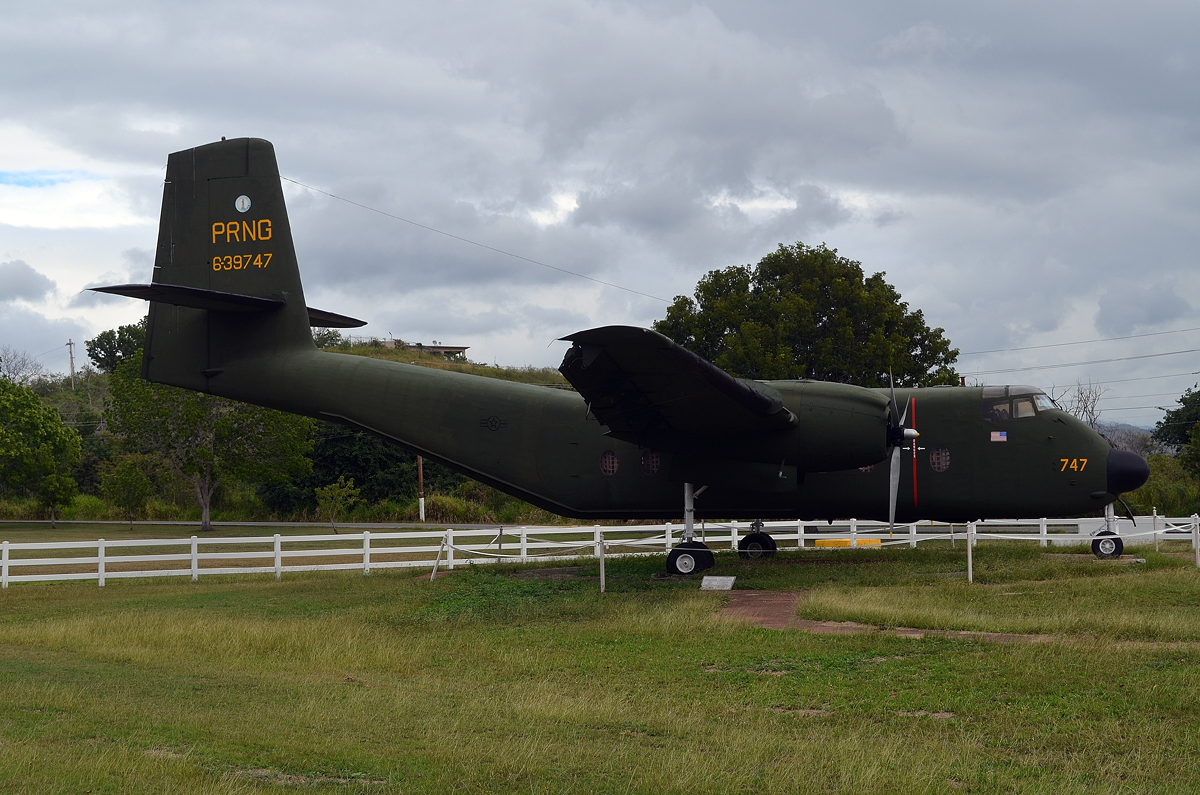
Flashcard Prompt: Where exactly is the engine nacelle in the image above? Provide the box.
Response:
[778,381,890,472]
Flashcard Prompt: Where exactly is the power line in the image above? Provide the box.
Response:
[31,343,66,359]
[1099,390,1192,402]
[280,176,671,304]
[960,325,1200,356]
[1086,371,1200,387]
[966,348,1200,376]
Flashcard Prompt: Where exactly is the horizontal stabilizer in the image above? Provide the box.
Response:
[305,307,367,329]
[90,284,366,328]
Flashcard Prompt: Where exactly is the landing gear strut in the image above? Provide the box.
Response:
[738,519,777,559]
[666,482,714,575]
[1092,504,1124,559]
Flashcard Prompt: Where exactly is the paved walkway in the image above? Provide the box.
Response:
[720,591,1052,644]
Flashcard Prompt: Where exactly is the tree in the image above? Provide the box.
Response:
[0,379,81,499]
[314,475,360,533]
[86,318,147,374]
[257,423,465,514]
[0,345,47,386]
[1051,381,1108,430]
[653,242,958,386]
[101,458,154,529]
[1097,422,1160,458]
[36,473,76,528]
[1124,453,1200,517]
[1153,385,1200,448]
[106,352,314,531]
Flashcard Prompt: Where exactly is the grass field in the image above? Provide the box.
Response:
[2,541,1200,793]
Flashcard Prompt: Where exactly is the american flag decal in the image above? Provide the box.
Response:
[991,431,1007,442]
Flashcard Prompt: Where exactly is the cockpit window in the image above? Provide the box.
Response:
[983,385,1055,420]
[1012,397,1036,418]
[983,399,1011,422]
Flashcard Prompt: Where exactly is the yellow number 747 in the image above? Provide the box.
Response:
[1060,458,1087,472]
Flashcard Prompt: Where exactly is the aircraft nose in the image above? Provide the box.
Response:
[1107,448,1150,495]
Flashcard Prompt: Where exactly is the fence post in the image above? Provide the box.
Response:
[1039,518,1047,548]
[520,527,528,562]
[967,522,974,584]
[909,522,917,549]
[273,534,281,580]
[972,522,978,548]
[797,520,803,549]
[850,518,858,548]
[1193,515,1199,569]
[97,539,105,587]
[1153,508,1159,552]
[594,525,602,559]
[447,527,455,570]
[598,532,606,594]
[730,520,738,550]
[363,530,371,575]
[2,540,8,589]
[665,522,673,551]
[191,536,199,582]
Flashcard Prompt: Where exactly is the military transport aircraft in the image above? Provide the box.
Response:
[95,138,1150,575]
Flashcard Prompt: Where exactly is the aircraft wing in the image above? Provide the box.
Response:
[558,325,796,443]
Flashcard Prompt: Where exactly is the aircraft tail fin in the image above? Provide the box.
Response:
[135,137,351,391]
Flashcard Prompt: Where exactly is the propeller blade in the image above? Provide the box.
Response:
[888,445,901,531]
[888,371,900,428]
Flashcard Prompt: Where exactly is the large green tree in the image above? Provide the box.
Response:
[0,379,81,507]
[86,318,146,374]
[1153,385,1200,448]
[106,352,314,531]
[654,242,959,386]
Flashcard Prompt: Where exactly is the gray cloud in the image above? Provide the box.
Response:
[0,305,88,373]
[0,260,55,302]
[0,0,1199,425]
[1096,282,1192,336]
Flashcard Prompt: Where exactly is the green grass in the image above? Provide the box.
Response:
[1,544,1200,793]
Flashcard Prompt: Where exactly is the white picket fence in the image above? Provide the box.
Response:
[1,514,1197,588]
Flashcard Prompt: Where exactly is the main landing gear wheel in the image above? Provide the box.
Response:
[1092,531,1123,560]
[738,532,777,559]
[666,541,714,575]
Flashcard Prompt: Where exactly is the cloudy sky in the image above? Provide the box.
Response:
[2,0,1198,427]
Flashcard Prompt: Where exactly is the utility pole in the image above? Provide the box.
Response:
[67,339,75,390]
[417,455,426,522]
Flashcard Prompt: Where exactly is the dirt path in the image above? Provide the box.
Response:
[721,591,1052,644]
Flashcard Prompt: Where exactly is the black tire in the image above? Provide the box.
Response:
[738,532,777,559]
[1092,531,1123,559]
[667,541,714,575]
